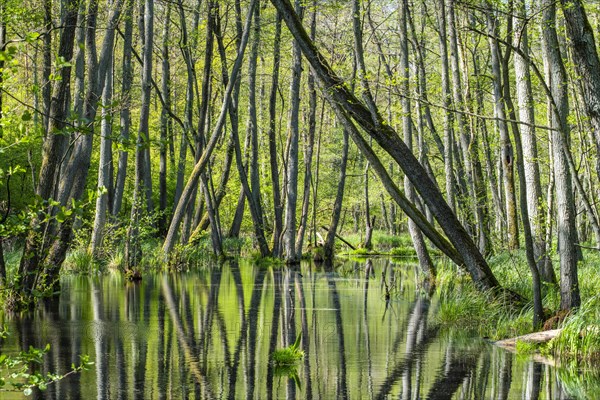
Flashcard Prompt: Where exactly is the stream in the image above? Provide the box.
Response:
[0,258,593,399]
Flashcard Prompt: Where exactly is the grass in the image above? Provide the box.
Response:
[550,295,600,365]
[63,248,97,273]
[270,333,304,366]
[435,264,540,340]
[433,247,600,369]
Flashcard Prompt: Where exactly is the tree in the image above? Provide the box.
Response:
[541,0,580,310]
[270,0,500,291]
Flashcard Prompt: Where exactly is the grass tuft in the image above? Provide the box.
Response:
[270,333,304,366]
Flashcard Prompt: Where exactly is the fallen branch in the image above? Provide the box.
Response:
[494,329,562,349]
[320,226,356,250]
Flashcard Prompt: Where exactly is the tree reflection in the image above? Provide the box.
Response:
[2,259,592,399]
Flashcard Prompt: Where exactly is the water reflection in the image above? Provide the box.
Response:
[0,258,588,399]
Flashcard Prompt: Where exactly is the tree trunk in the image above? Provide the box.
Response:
[139,0,154,213]
[112,0,134,216]
[17,0,79,298]
[283,0,304,263]
[514,0,555,284]
[42,0,52,132]
[485,5,519,249]
[268,13,284,257]
[159,4,172,234]
[437,0,456,213]
[323,129,349,264]
[559,0,600,182]
[401,0,435,280]
[542,1,580,310]
[447,0,479,238]
[363,162,373,250]
[295,8,317,257]
[90,60,114,257]
[0,6,6,137]
[246,3,268,256]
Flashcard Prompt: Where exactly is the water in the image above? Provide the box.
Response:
[0,258,591,399]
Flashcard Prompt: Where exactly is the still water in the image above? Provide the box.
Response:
[0,258,592,399]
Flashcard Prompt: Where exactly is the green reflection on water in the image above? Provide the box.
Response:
[0,258,593,399]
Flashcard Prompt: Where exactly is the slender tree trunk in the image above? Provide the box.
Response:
[283,0,304,263]
[247,3,268,255]
[295,8,317,257]
[176,0,201,245]
[159,4,172,234]
[400,0,435,280]
[139,0,154,213]
[363,162,374,250]
[323,129,349,264]
[113,0,134,216]
[268,13,283,257]
[90,61,114,257]
[437,0,456,212]
[447,0,478,237]
[542,1,580,310]
[0,7,6,137]
[42,0,52,132]
[486,5,519,249]
[514,0,555,283]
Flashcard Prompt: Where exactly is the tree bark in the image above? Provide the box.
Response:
[283,0,304,263]
[542,1,580,310]
[436,0,456,213]
[295,8,318,257]
[138,0,154,213]
[485,5,519,249]
[17,0,79,297]
[323,128,349,264]
[268,13,283,257]
[559,0,600,182]
[401,0,435,280]
[514,0,555,283]
[90,59,114,257]
[159,3,172,234]
[112,0,134,216]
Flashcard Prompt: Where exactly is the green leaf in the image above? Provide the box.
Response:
[21,110,32,122]
[25,32,41,43]
[23,388,32,396]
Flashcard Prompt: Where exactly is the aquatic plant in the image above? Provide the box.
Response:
[270,333,304,366]
[0,328,93,396]
[63,248,95,273]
